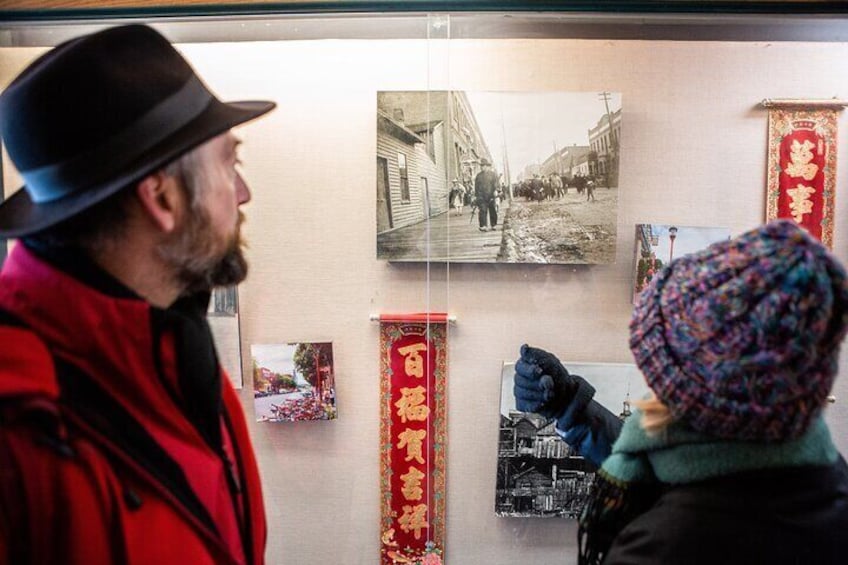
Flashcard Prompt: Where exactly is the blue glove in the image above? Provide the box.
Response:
[514,344,622,466]
[514,344,592,420]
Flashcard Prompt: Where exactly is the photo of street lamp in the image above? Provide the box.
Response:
[668,226,678,263]
[632,224,731,304]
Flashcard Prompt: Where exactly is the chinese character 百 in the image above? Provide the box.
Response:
[397,343,428,378]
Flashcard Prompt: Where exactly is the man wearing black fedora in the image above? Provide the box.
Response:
[0,25,275,564]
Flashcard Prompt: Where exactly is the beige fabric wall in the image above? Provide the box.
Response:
[3,35,848,564]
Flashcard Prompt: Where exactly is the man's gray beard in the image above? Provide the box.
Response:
[159,210,249,295]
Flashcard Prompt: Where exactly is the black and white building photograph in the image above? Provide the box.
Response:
[376,91,622,263]
[496,361,649,518]
[207,285,243,389]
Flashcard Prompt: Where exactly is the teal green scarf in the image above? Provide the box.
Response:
[577,412,838,565]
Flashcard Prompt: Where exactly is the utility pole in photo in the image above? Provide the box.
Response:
[598,91,618,188]
[500,106,512,202]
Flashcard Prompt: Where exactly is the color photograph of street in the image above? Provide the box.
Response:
[252,342,337,423]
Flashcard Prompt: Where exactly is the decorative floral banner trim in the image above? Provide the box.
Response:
[766,108,839,248]
[380,315,447,565]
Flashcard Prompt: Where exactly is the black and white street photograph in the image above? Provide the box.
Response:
[496,360,648,518]
[376,91,621,263]
[208,285,243,388]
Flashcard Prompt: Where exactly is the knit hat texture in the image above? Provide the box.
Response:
[630,220,848,442]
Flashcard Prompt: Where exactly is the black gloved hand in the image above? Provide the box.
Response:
[513,344,581,420]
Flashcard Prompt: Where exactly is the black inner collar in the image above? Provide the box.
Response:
[22,238,139,300]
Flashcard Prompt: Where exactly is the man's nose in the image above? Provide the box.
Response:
[236,172,251,205]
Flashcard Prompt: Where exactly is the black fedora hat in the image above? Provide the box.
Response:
[0,24,275,238]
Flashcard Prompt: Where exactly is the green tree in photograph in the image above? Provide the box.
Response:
[293,343,333,388]
[636,253,663,292]
[270,373,296,392]
[253,360,267,393]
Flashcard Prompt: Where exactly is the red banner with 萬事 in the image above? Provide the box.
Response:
[380,316,446,565]
[766,108,838,247]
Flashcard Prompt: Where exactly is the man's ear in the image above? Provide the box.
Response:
[134,171,183,233]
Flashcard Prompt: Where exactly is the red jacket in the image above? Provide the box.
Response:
[0,244,266,565]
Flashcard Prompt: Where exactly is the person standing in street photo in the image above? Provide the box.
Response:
[0,24,275,564]
[450,178,465,216]
[474,158,500,232]
[586,177,596,202]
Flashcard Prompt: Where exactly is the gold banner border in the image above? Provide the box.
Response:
[765,107,838,248]
[379,321,447,563]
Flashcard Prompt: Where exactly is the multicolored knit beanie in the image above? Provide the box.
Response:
[630,219,848,442]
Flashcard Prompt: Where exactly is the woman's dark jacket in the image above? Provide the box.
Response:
[561,379,848,565]
[604,457,848,564]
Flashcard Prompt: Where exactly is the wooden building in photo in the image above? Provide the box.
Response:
[377,91,491,234]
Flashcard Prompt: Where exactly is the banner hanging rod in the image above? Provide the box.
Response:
[761,98,848,109]
[370,313,456,324]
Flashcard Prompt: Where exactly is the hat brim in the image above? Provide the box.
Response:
[0,97,275,238]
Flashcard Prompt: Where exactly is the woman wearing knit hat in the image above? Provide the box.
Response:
[514,219,848,565]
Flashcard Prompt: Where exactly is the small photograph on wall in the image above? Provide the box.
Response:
[252,342,337,422]
[377,91,621,264]
[207,285,243,389]
[496,360,649,518]
[632,224,731,303]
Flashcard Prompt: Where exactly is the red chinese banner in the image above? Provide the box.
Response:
[766,108,839,247]
[380,314,447,565]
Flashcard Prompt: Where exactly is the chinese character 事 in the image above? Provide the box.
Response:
[787,183,816,223]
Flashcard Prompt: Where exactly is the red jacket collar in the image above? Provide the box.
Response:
[0,324,57,399]
[0,243,201,440]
